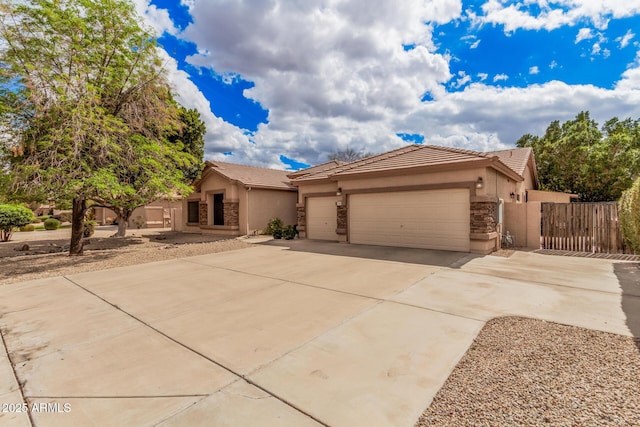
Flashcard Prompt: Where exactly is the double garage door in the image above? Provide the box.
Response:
[349,189,470,252]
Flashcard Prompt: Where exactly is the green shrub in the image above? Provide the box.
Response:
[264,218,284,236]
[282,225,296,240]
[20,224,35,232]
[620,177,640,253]
[0,204,34,241]
[43,218,61,230]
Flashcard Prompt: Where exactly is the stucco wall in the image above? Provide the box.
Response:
[245,188,297,234]
[527,189,576,203]
[503,200,542,249]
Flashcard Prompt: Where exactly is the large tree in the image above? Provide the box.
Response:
[516,111,640,201]
[0,0,197,253]
[92,106,206,238]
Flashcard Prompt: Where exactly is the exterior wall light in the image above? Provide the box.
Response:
[476,177,484,189]
[510,192,516,199]
[336,187,342,196]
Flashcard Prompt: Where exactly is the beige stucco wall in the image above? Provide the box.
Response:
[527,189,576,203]
[503,200,542,249]
[485,168,520,203]
[242,187,297,234]
[338,168,481,193]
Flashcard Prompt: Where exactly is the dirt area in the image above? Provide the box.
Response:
[0,227,253,285]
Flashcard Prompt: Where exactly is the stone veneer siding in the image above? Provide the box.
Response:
[470,201,497,234]
[297,206,306,228]
[199,202,208,226]
[223,201,240,227]
[336,205,347,234]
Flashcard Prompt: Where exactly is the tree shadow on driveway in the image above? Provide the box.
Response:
[613,263,640,350]
[260,238,482,268]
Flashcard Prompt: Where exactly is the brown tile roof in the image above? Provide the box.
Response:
[203,161,295,190]
[292,145,500,181]
[486,147,533,177]
[286,160,346,179]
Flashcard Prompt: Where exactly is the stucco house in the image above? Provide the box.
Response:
[290,144,569,254]
[181,161,297,236]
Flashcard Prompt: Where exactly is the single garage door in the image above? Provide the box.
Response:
[306,197,338,241]
[349,189,470,251]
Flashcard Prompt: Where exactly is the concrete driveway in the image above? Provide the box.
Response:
[0,241,635,426]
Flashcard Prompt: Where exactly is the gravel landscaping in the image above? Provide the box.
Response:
[0,228,253,285]
[417,317,640,427]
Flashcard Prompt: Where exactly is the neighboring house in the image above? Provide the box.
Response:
[290,144,570,254]
[93,199,181,229]
[181,161,297,236]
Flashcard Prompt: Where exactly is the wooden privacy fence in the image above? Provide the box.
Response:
[541,202,629,254]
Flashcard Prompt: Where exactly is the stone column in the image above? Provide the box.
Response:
[336,205,347,235]
[198,202,208,226]
[470,201,497,234]
[223,201,240,227]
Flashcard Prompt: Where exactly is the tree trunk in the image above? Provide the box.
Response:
[112,208,131,238]
[69,197,87,256]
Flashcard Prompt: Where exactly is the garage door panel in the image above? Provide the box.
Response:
[349,189,470,251]
[306,197,337,241]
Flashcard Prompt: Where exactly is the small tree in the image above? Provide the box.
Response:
[620,177,640,253]
[0,204,33,241]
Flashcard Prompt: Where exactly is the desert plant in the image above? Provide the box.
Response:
[0,204,34,241]
[264,218,284,236]
[43,218,61,230]
[620,177,640,253]
[20,224,35,232]
[282,225,296,240]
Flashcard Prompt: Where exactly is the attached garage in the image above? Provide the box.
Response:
[306,196,338,241]
[349,189,470,252]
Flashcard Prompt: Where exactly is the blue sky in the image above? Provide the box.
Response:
[136,0,640,169]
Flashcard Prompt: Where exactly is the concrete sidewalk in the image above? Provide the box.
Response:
[0,244,634,426]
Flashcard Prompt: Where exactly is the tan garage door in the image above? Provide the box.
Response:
[349,189,470,251]
[306,197,337,241]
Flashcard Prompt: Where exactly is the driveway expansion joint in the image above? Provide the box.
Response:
[0,318,34,427]
[183,259,486,323]
[61,276,331,427]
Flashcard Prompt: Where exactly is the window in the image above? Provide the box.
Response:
[187,201,199,223]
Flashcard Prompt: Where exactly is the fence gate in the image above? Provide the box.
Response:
[541,202,627,253]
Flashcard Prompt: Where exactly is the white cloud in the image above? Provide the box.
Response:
[133,0,179,36]
[131,0,640,168]
[478,0,640,32]
[549,60,558,69]
[616,30,635,48]
[529,66,539,74]
[452,71,472,88]
[576,28,594,43]
[470,39,481,49]
[176,0,460,166]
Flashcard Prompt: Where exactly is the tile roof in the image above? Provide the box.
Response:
[486,147,533,177]
[292,145,499,181]
[286,160,346,179]
[204,161,295,190]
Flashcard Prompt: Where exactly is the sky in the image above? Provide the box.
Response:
[133,0,640,170]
